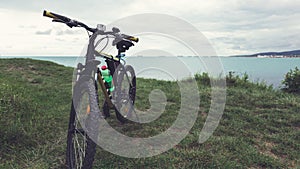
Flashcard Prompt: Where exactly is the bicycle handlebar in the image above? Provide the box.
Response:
[43,10,139,43]
[43,10,71,22]
[43,10,97,32]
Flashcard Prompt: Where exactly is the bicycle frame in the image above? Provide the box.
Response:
[96,68,114,108]
[77,31,133,112]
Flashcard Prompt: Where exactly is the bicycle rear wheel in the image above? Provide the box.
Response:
[66,80,100,169]
[114,65,136,123]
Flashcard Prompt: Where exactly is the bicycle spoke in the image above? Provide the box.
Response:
[71,115,87,169]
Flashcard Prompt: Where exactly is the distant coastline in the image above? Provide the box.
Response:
[231,49,300,58]
[256,55,300,58]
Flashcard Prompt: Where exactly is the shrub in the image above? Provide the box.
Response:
[195,72,210,86]
[226,71,249,87]
[282,67,300,94]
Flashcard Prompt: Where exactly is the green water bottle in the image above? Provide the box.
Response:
[101,65,114,92]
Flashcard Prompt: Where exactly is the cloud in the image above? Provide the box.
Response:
[55,29,82,35]
[35,29,52,35]
[1,0,300,56]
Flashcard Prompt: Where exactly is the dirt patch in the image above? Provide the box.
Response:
[7,65,24,72]
[259,141,280,160]
[200,112,208,118]
[28,65,36,70]
[254,137,282,162]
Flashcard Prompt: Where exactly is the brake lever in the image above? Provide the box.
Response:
[52,18,65,23]
[66,22,77,28]
[52,19,77,28]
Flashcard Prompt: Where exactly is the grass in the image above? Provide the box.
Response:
[0,58,299,168]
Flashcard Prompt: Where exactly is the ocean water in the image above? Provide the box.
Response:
[2,56,300,88]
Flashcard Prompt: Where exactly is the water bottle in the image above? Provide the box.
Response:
[101,65,114,92]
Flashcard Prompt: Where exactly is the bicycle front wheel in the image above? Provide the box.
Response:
[114,65,136,123]
[66,80,100,169]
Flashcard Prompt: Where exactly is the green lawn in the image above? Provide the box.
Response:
[0,58,299,168]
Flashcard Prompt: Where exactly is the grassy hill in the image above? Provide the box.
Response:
[0,58,299,168]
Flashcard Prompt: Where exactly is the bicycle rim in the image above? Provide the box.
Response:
[115,65,136,123]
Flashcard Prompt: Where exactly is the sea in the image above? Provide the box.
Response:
[1,56,300,88]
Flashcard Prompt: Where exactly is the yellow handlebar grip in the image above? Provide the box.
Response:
[129,37,139,43]
[43,10,56,19]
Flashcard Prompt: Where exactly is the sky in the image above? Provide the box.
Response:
[0,0,300,56]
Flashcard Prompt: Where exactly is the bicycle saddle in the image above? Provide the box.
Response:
[116,40,134,53]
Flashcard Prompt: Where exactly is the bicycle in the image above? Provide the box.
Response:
[43,10,139,169]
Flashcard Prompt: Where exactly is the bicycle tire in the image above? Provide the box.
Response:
[66,80,100,169]
[114,65,136,123]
